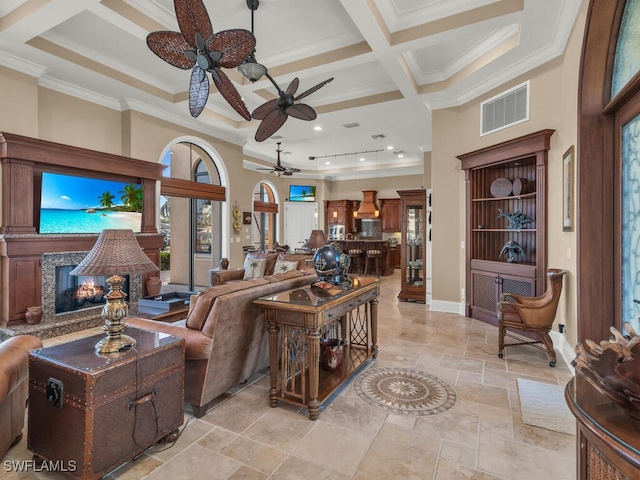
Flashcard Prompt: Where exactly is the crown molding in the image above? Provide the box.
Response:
[0,48,47,77]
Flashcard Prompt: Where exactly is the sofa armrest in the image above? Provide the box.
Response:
[210,269,245,286]
[126,317,213,360]
[0,335,42,400]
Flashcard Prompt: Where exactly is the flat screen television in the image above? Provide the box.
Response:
[289,185,316,202]
[39,172,143,233]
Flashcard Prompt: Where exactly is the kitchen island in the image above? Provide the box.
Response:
[332,240,395,276]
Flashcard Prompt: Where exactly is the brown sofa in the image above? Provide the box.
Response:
[210,252,313,286]
[127,269,317,417]
[0,335,43,458]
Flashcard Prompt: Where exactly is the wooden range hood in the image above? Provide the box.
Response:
[355,190,379,219]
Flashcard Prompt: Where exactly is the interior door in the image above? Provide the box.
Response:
[284,202,318,249]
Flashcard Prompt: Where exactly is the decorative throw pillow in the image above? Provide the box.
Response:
[243,257,267,280]
[273,259,298,274]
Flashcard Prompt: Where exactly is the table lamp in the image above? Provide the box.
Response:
[70,229,159,354]
[302,230,327,251]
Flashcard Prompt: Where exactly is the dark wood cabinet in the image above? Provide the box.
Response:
[566,375,640,479]
[398,189,426,303]
[379,198,401,232]
[458,130,554,325]
[324,200,360,233]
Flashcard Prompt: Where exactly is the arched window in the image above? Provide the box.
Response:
[252,182,278,251]
[160,142,225,290]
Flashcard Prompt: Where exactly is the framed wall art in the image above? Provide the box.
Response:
[563,145,575,232]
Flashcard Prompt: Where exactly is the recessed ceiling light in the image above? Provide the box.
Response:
[397,154,404,158]
[314,125,322,131]
[359,157,365,162]
[386,145,393,150]
[325,161,331,165]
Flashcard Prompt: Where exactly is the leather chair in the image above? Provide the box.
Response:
[497,269,567,367]
[0,335,43,457]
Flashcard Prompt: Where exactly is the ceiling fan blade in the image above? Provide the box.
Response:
[288,167,301,173]
[256,167,275,171]
[283,171,293,176]
[189,66,209,117]
[295,77,334,101]
[147,31,195,69]
[174,0,214,49]
[210,29,256,68]
[251,99,278,120]
[285,77,300,96]
[255,109,288,142]
[286,103,317,121]
[211,69,251,120]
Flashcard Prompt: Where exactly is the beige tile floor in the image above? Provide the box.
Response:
[3,272,576,479]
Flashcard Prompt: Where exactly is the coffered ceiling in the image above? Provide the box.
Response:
[0,0,582,180]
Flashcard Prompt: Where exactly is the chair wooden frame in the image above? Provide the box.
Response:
[497,269,567,367]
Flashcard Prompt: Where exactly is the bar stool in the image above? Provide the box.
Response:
[347,241,365,276]
[364,249,383,276]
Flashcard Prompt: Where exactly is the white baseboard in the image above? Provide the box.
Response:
[430,300,464,315]
[549,330,576,373]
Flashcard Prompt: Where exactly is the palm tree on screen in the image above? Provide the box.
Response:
[98,191,115,209]
[119,184,143,212]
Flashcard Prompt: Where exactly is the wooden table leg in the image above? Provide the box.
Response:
[307,325,321,420]
[266,310,279,408]
[371,296,378,358]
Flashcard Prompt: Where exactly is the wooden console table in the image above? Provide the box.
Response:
[566,375,640,479]
[254,277,380,420]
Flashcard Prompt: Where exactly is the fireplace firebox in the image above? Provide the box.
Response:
[54,265,129,314]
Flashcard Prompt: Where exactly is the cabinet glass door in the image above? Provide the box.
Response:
[405,204,424,287]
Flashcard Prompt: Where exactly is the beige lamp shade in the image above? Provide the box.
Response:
[70,229,158,276]
[302,230,328,250]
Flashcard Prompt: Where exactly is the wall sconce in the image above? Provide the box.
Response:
[333,211,338,219]
[353,211,358,218]
[375,210,380,218]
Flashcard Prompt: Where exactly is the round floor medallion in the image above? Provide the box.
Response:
[353,367,458,416]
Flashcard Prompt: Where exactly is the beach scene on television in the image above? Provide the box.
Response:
[289,185,316,202]
[39,172,142,233]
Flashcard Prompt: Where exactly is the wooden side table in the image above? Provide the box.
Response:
[28,328,185,480]
[566,375,640,479]
[254,277,380,420]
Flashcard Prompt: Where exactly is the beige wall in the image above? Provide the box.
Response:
[431,0,586,348]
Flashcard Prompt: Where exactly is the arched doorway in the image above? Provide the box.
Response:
[159,140,228,291]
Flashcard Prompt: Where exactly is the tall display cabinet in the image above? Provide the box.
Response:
[458,129,554,326]
[398,189,426,303]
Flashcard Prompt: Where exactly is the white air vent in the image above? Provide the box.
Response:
[481,81,529,135]
[343,122,360,128]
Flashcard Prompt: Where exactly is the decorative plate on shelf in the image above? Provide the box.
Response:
[490,178,512,197]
